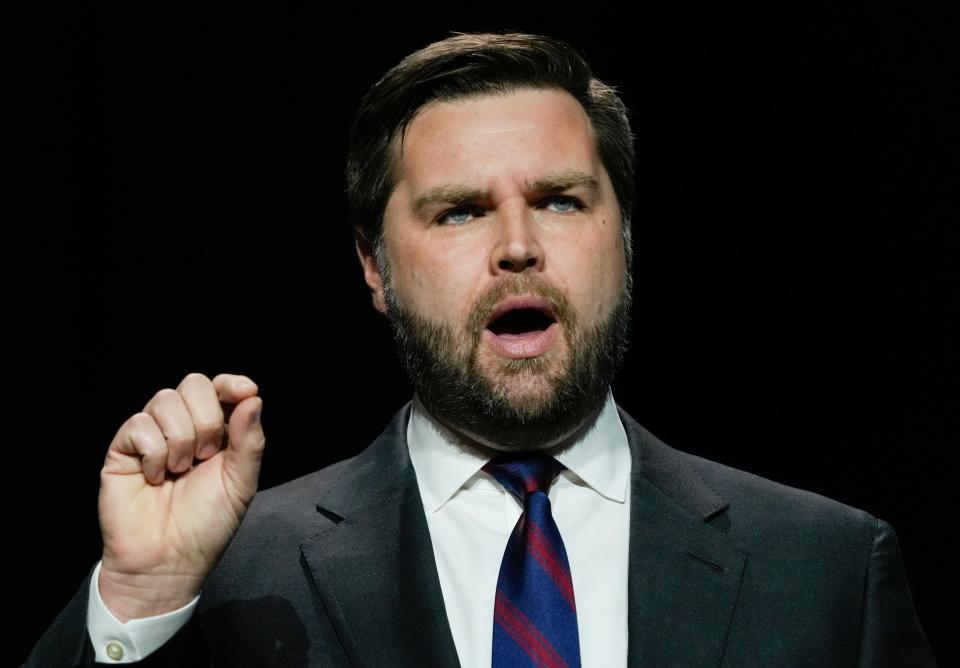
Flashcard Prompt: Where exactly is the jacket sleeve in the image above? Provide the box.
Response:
[857,518,937,667]
[21,566,210,668]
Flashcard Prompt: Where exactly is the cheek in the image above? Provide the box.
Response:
[561,230,626,321]
[398,250,479,320]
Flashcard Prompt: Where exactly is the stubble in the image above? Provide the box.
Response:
[379,253,633,452]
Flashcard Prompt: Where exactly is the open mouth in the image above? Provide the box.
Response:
[482,298,560,359]
[486,307,556,337]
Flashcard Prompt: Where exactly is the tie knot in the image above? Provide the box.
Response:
[483,454,565,501]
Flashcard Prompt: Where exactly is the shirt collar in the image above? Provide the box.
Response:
[407,388,631,513]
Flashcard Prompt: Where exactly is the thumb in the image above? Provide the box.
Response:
[222,396,265,504]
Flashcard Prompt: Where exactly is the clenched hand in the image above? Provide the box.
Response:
[97,372,265,622]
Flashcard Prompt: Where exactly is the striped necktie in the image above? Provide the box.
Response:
[483,455,581,668]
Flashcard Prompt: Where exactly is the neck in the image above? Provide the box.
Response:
[412,389,609,459]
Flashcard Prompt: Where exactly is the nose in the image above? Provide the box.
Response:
[490,203,545,274]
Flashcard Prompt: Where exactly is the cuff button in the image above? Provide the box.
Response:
[106,641,125,660]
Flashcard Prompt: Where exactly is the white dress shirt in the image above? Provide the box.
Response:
[407,389,631,668]
[86,559,199,662]
[86,389,632,665]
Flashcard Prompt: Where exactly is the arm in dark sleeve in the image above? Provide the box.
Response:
[21,566,210,668]
[857,518,937,667]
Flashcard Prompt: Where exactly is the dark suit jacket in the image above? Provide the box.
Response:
[24,401,935,667]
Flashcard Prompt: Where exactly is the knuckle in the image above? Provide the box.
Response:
[180,372,211,387]
[194,419,224,437]
[150,388,180,405]
[116,417,164,454]
[127,411,156,429]
[165,432,195,449]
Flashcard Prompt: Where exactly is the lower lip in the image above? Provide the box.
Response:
[482,322,559,359]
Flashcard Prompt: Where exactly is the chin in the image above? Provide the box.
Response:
[479,354,568,410]
[489,374,559,411]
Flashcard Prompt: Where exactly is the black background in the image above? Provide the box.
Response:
[11,5,955,664]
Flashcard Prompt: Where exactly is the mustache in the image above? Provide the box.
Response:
[465,273,575,340]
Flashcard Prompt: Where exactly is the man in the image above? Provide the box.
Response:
[24,32,934,667]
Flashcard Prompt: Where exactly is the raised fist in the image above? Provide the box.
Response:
[97,372,265,621]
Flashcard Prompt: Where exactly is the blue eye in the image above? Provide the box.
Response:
[544,195,583,213]
[435,196,584,225]
[436,206,481,226]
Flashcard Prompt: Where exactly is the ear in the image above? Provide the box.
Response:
[355,233,388,315]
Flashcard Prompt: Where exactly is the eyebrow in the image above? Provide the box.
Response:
[411,170,600,217]
[529,171,600,194]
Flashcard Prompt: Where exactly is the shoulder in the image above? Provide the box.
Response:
[689,448,875,526]
[670,444,881,558]
[618,406,881,553]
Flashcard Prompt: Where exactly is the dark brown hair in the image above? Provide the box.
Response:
[345,31,636,265]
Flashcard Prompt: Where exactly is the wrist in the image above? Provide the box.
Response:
[98,566,202,623]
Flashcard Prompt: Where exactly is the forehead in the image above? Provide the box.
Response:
[393,87,601,186]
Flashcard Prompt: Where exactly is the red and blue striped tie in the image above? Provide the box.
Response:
[484,455,581,668]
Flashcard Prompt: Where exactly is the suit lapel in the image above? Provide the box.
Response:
[299,403,461,667]
[618,406,746,667]
[298,400,745,667]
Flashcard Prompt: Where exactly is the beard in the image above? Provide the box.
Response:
[381,262,633,452]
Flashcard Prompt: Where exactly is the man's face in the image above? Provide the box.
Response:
[357,87,632,451]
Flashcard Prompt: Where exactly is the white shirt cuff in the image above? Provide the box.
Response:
[86,559,201,663]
